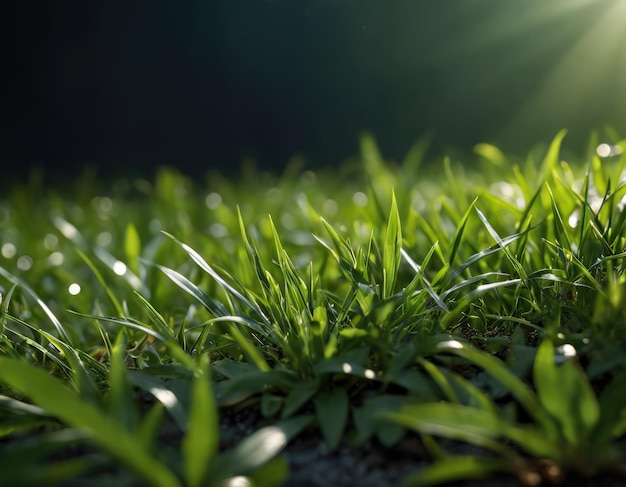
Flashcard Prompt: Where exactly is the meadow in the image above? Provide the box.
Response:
[1,130,626,486]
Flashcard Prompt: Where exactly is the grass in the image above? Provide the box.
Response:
[1,130,626,486]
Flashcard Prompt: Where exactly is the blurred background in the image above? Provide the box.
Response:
[3,0,626,182]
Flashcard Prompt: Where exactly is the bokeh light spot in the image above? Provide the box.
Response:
[323,199,338,215]
[1,243,17,259]
[44,233,59,250]
[113,260,127,275]
[17,255,33,271]
[48,252,64,266]
[353,192,368,207]
[596,143,623,158]
[205,192,222,209]
[96,232,112,247]
[209,223,228,238]
[68,283,81,295]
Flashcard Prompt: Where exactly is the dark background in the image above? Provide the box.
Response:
[3,0,626,181]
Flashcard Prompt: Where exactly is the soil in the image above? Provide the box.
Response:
[219,406,626,487]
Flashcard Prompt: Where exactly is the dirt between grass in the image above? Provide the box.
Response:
[219,406,626,487]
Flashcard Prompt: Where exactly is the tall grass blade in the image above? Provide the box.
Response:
[534,340,599,446]
[383,191,402,299]
[183,355,219,487]
[163,232,271,326]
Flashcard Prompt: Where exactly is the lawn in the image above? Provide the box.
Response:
[1,131,626,486]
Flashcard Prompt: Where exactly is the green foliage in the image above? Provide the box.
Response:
[384,338,626,484]
[1,131,626,484]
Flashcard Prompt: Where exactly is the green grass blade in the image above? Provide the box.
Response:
[448,228,529,282]
[594,369,626,442]
[383,402,508,453]
[75,248,125,317]
[71,311,196,370]
[125,222,141,275]
[153,262,229,317]
[0,357,181,487]
[400,456,510,487]
[163,232,271,325]
[448,197,478,267]
[546,184,572,252]
[2,311,99,402]
[0,267,73,344]
[106,333,136,431]
[383,191,402,299]
[128,371,188,431]
[539,129,567,180]
[475,207,527,279]
[183,355,219,487]
[435,340,557,435]
[534,340,600,447]
[314,388,349,451]
[219,415,314,479]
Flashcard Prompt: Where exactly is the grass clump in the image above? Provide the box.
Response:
[1,131,626,485]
